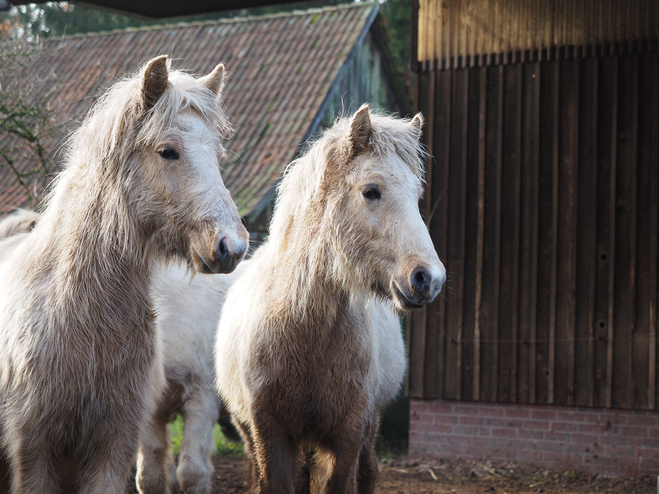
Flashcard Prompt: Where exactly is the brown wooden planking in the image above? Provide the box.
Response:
[418,69,436,399]
[478,65,503,402]
[518,62,541,404]
[647,55,659,411]
[424,69,452,398]
[498,63,522,403]
[412,44,659,411]
[633,53,657,409]
[407,71,434,398]
[555,58,579,406]
[612,54,637,409]
[472,67,488,401]
[443,67,469,400]
[461,66,483,401]
[605,56,619,409]
[535,60,559,405]
[575,56,599,407]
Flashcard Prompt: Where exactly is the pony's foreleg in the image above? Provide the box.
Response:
[251,414,298,494]
[356,420,379,494]
[0,449,11,494]
[322,430,362,494]
[136,410,175,494]
[232,418,258,493]
[176,387,220,494]
[8,440,60,494]
[76,424,141,494]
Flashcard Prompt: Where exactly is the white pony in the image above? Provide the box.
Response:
[216,106,446,493]
[0,213,243,494]
[0,56,248,494]
[137,262,248,494]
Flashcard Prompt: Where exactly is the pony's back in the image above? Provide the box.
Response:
[0,209,40,240]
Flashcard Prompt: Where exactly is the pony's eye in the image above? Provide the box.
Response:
[362,185,381,201]
[158,148,180,160]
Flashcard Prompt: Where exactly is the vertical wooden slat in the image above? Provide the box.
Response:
[473,66,487,401]
[592,55,617,409]
[519,62,540,404]
[555,57,579,406]
[498,63,522,403]
[635,53,658,410]
[605,56,619,409]
[575,56,598,407]
[479,65,503,402]
[461,66,482,401]
[424,69,452,398]
[444,67,469,400]
[536,60,559,405]
[612,54,637,409]
[408,71,434,398]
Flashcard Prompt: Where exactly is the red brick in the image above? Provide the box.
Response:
[504,408,530,418]
[433,414,458,425]
[483,417,511,427]
[540,451,569,463]
[551,421,577,432]
[491,428,516,438]
[626,415,657,427]
[410,401,430,414]
[597,434,629,446]
[522,420,550,430]
[570,433,598,444]
[453,425,478,436]
[531,410,557,420]
[556,411,585,421]
[576,423,606,433]
[459,416,483,425]
[453,405,481,415]
[543,431,571,442]
[428,424,452,434]
[620,426,649,437]
[639,437,659,448]
[518,429,543,440]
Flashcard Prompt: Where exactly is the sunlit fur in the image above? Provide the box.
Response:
[0,56,247,494]
[138,262,248,494]
[0,210,243,494]
[215,106,445,493]
[0,210,39,240]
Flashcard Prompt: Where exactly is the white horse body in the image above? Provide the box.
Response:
[0,57,248,494]
[0,210,243,494]
[138,261,247,494]
[216,106,445,493]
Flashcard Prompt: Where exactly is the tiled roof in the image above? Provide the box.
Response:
[0,3,378,217]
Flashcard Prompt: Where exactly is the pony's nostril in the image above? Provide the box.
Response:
[216,237,230,260]
[411,267,431,293]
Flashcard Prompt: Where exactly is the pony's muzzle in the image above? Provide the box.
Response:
[397,264,445,308]
[212,234,247,273]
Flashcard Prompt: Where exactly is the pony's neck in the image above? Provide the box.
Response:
[271,218,362,324]
[40,166,154,322]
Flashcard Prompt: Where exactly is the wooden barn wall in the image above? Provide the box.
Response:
[416,0,659,68]
[408,48,659,410]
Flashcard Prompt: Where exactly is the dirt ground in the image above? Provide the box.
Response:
[205,455,655,494]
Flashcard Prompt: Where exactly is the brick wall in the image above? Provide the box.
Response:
[409,399,659,477]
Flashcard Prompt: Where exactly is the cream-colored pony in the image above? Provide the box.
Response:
[215,105,446,493]
[0,56,248,494]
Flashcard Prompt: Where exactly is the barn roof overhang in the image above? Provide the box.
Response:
[4,0,298,19]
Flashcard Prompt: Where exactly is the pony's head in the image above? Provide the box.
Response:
[272,105,445,311]
[63,56,248,273]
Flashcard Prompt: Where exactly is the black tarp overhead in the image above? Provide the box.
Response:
[5,0,299,19]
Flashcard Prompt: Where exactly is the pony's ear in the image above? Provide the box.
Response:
[200,63,226,98]
[410,112,424,138]
[141,56,169,110]
[349,104,372,157]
